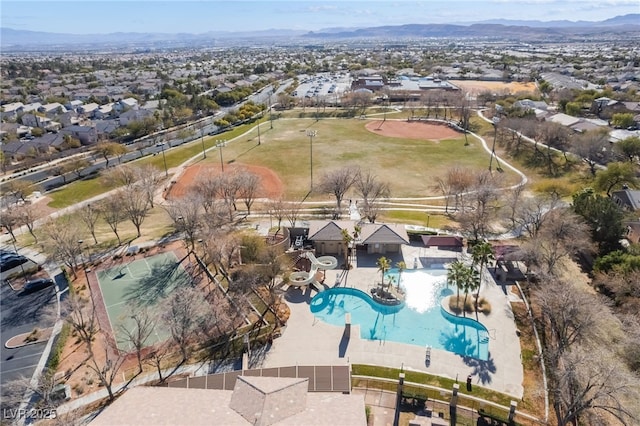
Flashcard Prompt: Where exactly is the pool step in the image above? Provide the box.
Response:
[479,337,489,344]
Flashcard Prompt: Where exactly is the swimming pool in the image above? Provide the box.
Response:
[310,268,489,360]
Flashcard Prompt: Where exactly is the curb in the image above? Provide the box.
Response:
[5,327,53,349]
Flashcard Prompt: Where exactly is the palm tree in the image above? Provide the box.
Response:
[447,260,466,303]
[395,261,406,290]
[341,229,353,268]
[471,241,495,281]
[376,256,391,287]
[467,267,481,315]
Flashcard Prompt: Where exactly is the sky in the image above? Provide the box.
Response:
[1,0,639,35]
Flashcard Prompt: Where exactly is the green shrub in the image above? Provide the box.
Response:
[47,323,70,373]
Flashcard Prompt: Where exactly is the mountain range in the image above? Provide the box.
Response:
[1,14,638,51]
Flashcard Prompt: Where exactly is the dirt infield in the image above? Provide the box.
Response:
[167,163,284,199]
[450,80,537,95]
[365,120,461,141]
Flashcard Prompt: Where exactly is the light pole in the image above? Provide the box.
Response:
[306,130,317,190]
[257,121,261,145]
[78,240,94,304]
[216,140,226,172]
[268,92,273,129]
[200,126,207,159]
[160,142,168,177]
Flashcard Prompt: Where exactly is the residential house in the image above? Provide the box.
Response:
[118,108,154,126]
[114,97,138,113]
[22,102,43,114]
[61,125,98,145]
[78,103,99,116]
[94,120,120,140]
[38,103,67,117]
[20,114,62,132]
[64,100,84,112]
[94,104,114,119]
[0,102,24,120]
[611,189,640,211]
[548,113,581,128]
[57,111,81,127]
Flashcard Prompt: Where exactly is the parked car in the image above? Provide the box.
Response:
[0,257,28,272]
[21,278,55,294]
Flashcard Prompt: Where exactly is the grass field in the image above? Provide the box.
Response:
[95,251,190,352]
[206,117,521,199]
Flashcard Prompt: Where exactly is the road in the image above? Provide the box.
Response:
[0,274,63,389]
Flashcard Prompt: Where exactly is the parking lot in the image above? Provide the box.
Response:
[292,72,352,105]
[0,247,63,403]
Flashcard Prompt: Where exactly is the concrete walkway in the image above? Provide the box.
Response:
[259,244,524,399]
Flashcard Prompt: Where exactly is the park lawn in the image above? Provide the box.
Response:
[215,118,521,199]
[380,210,449,228]
[47,174,119,208]
[352,364,516,409]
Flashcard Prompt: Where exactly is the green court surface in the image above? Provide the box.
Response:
[95,251,191,352]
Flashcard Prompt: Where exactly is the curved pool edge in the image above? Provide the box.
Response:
[439,296,489,333]
[310,286,404,315]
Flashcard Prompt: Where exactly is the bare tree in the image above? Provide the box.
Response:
[165,194,202,251]
[236,170,260,215]
[117,306,155,374]
[58,292,99,347]
[434,166,474,213]
[85,335,127,401]
[530,208,592,275]
[192,170,222,215]
[19,202,43,242]
[145,340,174,383]
[161,286,213,363]
[40,218,85,278]
[203,230,241,282]
[266,197,287,237]
[535,280,609,361]
[133,164,163,208]
[1,372,58,413]
[512,193,561,238]
[99,196,124,245]
[102,164,137,189]
[551,347,638,426]
[355,170,390,223]
[502,183,525,228]
[570,129,610,176]
[318,166,360,218]
[116,186,151,238]
[0,206,22,242]
[1,179,33,203]
[285,199,304,227]
[456,171,498,241]
[78,203,100,245]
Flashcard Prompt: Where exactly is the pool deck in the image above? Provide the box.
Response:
[258,243,524,399]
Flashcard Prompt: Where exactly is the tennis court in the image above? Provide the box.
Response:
[95,251,192,352]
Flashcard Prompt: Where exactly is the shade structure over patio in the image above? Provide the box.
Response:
[421,235,463,251]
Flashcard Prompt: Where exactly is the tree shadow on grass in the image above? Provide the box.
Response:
[122,260,191,307]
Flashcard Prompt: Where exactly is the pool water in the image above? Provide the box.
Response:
[310,268,489,360]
